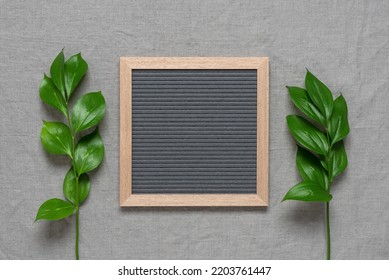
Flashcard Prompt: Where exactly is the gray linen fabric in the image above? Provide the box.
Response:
[0,0,388,259]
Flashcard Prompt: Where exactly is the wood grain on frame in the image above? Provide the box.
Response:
[120,57,269,207]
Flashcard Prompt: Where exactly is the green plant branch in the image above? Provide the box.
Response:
[283,70,349,260]
[36,50,105,260]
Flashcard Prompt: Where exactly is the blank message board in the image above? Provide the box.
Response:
[120,57,268,206]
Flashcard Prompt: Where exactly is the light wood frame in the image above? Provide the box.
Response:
[120,57,269,206]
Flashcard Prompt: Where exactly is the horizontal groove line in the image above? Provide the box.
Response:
[132,128,256,130]
[133,123,256,125]
[133,79,256,82]
[132,141,256,144]
[133,118,256,121]
[133,173,255,175]
[132,192,256,194]
[132,74,256,77]
[131,146,256,148]
[132,185,255,187]
[132,189,256,191]
[133,72,256,75]
[132,81,257,85]
[132,190,256,192]
[132,149,256,152]
[132,182,255,185]
[132,155,256,158]
[132,140,257,142]
[132,110,256,112]
[132,137,256,140]
[133,87,256,90]
[132,92,256,94]
[133,112,257,114]
[132,145,256,147]
[133,114,256,117]
[132,183,255,185]
[132,171,255,174]
[133,153,255,156]
[133,159,255,162]
[132,164,255,167]
[133,98,257,100]
[133,119,256,121]
[132,129,257,132]
[133,163,255,166]
[133,99,257,102]
[133,71,256,74]
[132,160,256,163]
[132,99,257,102]
[132,132,256,134]
[132,126,256,129]
[133,103,256,105]
[133,73,256,77]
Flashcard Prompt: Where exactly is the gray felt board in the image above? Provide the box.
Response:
[131,69,257,194]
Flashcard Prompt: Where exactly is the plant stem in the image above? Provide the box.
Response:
[66,108,80,260]
[75,175,80,260]
[75,206,79,260]
[325,129,332,260]
[326,201,330,260]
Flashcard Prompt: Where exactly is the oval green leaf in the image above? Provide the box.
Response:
[71,92,106,133]
[64,53,88,99]
[328,95,350,146]
[39,74,67,116]
[50,50,66,100]
[74,128,104,175]
[328,141,348,178]
[305,70,333,121]
[63,167,90,205]
[296,147,328,190]
[35,198,75,221]
[286,115,329,155]
[287,86,325,125]
[40,121,72,156]
[282,182,332,202]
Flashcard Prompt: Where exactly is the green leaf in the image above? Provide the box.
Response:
[50,50,66,100]
[287,86,325,125]
[328,141,348,178]
[71,92,106,133]
[74,128,104,175]
[286,115,329,155]
[39,74,67,116]
[35,198,75,221]
[296,147,328,190]
[64,53,88,99]
[63,167,91,205]
[305,70,333,121]
[282,182,332,202]
[328,95,349,146]
[40,121,72,156]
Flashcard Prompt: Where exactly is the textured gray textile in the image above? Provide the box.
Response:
[132,69,257,194]
[0,0,389,259]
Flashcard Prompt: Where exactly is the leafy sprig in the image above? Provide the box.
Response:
[35,50,106,260]
[283,70,349,260]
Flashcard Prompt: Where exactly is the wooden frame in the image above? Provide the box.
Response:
[120,57,269,206]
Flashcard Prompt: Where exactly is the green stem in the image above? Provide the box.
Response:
[75,205,79,260]
[75,175,80,260]
[325,129,332,260]
[326,201,330,260]
[66,108,80,260]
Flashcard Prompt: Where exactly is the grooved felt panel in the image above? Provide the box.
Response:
[132,69,257,194]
